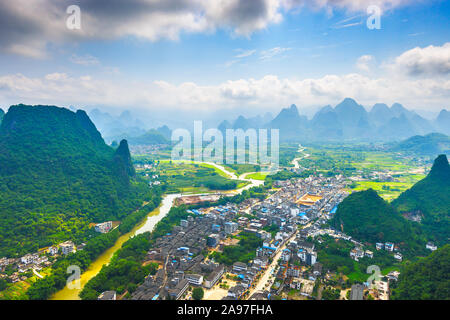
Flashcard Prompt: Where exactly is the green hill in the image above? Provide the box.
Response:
[331,189,424,254]
[0,108,4,124]
[0,105,150,257]
[392,154,450,245]
[391,133,450,156]
[126,129,170,145]
[391,244,450,300]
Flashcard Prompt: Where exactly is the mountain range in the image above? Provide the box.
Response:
[224,98,449,142]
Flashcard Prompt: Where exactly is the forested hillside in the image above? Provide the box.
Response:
[0,105,151,257]
[391,244,450,300]
[391,133,450,156]
[393,154,450,245]
[331,189,425,254]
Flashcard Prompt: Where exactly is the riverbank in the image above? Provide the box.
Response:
[51,161,265,300]
[50,196,173,300]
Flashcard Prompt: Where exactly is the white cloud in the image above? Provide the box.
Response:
[260,47,292,60]
[1,70,448,112]
[390,42,450,76]
[69,54,100,66]
[234,49,257,58]
[356,55,375,72]
[0,0,421,58]
[281,0,416,13]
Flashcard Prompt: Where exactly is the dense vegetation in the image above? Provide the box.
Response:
[25,190,162,300]
[211,232,263,266]
[391,245,450,300]
[0,105,151,257]
[26,229,121,300]
[80,232,159,300]
[316,235,398,281]
[390,133,450,156]
[127,129,170,145]
[150,161,245,193]
[392,154,450,245]
[265,169,315,183]
[331,189,425,255]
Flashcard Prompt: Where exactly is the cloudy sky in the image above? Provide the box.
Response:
[0,0,449,117]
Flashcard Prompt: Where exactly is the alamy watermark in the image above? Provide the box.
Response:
[366,265,382,289]
[66,5,81,30]
[367,5,381,30]
[66,265,81,290]
[171,121,279,172]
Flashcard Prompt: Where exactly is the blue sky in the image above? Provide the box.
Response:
[0,0,449,116]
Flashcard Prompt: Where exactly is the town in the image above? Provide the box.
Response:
[92,174,408,301]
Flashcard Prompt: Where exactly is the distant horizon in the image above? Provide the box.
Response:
[1,97,447,128]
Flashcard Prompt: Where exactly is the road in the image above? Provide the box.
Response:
[247,220,315,299]
[32,268,43,279]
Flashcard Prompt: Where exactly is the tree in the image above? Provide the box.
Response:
[192,287,204,300]
[0,278,8,291]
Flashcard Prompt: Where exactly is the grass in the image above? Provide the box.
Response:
[348,173,426,201]
[244,172,269,181]
[381,265,401,276]
[136,159,248,193]
[346,262,368,282]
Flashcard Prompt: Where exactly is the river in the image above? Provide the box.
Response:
[51,162,263,300]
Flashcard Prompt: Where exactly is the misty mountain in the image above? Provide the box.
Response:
[0,107,4,124]
[89,108,148,141]
[310,106,343,139]
[88,99,448,145]
[369,103,393,127]
[435,109,450,135]
[126,129,170,145]
[334,98,370,136]
[267,104,308,141]
[218,120,232,133]
[156,125,172,140]
[378,113,417,139]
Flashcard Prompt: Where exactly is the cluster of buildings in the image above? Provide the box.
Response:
[94,221,113,233]
[375,242,403,261]
[130,211,229,300]
[0,240,79,284]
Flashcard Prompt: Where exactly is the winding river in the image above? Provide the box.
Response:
[51,162,263,300]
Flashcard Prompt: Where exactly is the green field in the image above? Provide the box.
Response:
[349,174,426,201]
[244,172,269,181]
[136,159,249,193]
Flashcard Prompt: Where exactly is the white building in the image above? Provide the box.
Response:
[224,222,238,234]
[59,241,75,255]
[95,221,113,233]
[185,274,204,286]
[47,246,58,256]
